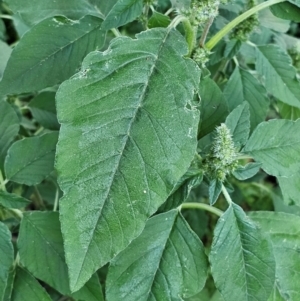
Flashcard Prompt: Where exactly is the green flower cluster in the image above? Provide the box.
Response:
[203,123,239,181]
[192,47,211,68]
[230,0,259,41]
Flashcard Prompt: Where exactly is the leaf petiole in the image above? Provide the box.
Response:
[180,202,223,217]
[221,184,233,205]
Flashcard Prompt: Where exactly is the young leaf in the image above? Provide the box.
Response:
[0,190,30,209]
[225,101,250,149]
[11,267,52,301]
[250,212,300,301]
[5,132,58,185]
[242,119,300,177]
[210,203,276,301]
[17,211,103,300]
[209,178,222,205]
[0,101,19,172]
[148,11,171,28]
[5,0,101,26]
[198,77,228,139]
[277,171,300,206]
[56,28,200,291]
[0,222,14,301]
[277,101,300,120]
[232,162,261,180]
[28,92,60,130]
[0,16,106,96]
[106,210,208,301]
[255,45,300,108]
[224,39,242,59]
[101,0,143,30]
[223,67,269,131]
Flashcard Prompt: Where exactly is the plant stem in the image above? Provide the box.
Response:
[33,186,45,210]
[0,14,13,20]
[9,208,23,219]
[181,202,223,217]
[182,19,196,57]
[111,28,121,37]
[169,15,187,28]
[205,0,285,50]
[199,17,214,47]
[164,8,174,16]
[53,188,59,212]
[251,182,273,195]
[0,170,7,191]
[221,184,233,205]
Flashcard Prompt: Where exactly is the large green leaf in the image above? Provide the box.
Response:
[0,101,19,173]
[270,3,300,22]
[277,171,300,206]
[210,203,275,301]
[0,16,106,96]
[255,45,300,108]
[0,191,30,209]
[97,0,119,17]
[250,212,300,301]
[106,210,207,300]
[5,132,58,185]
[17,212,103,300]
[11,267,52,301]
[223,67,269,131]
[102,0,143,30]
[0,222,14,301]
[225,102,250,149]
[259,8,290,33]
[5,0,101,26]
[28,92,60,130]
[198,77,228,139]
[56,28,200,291]
[243,119,300,177]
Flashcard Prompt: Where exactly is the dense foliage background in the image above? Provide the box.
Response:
[1,0,300,300]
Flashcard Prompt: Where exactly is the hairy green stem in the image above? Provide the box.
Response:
[181,202,223,217]
[0,170,7,191]
[222,184,233,205]
[111,28,121,37]
[205,0,285,50]
[9,208,23,219]
[199,17,215,47]
[0,14,13,20]
[182,19,196,57]
[53,188,59,212]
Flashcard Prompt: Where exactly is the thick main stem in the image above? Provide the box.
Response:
[205,0,285,50]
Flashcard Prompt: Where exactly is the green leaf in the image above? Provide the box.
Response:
[5,132,58,185]
[0,41,11,79]
[250,212,300,301]
[5,0,101,26]
[2,268,15,301]
[277,171,300,206]
[255,45,300,108]
[210,203,276,301]
[11,267,52,301]
[159,157,203,211]
[209,178,222,205]
[28,92,60,130]
[223,67,269,131]
[17,212,103,300]
[0,222,14,301]
[267,285,285,301]
[225,102,250,149]
[97,0,119,16]
[0,191,30,209]
[106,210,208,300]
[101,0,143,30]
[243,119,300,177]
[270,2,300,22]
[232,162,261,180]
[56,28,200,291]
[0,101,19,173]
[0,16,106,96]
[277,100,300,120]
[224,39,242,59]
[259,8,290,33]
[272,190,300,216]
[198,77,228,139]
[148,11,171,28]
